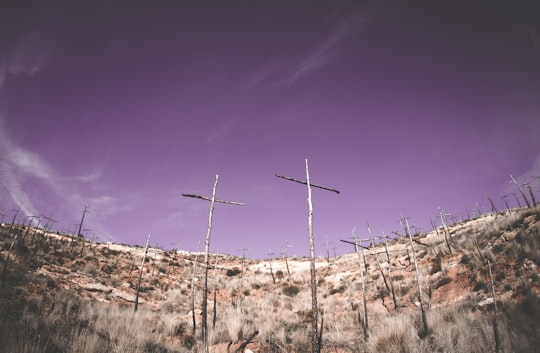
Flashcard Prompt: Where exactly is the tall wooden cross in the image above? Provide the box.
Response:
[182,174,244,353]
[276,159,339,353]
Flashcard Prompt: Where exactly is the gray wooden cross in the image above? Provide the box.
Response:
[276,159,339,353]
[181,174,244,353]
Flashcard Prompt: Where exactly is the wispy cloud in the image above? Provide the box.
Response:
[279,12,372,87]
[203,119,237,143]
[0,117,128,234]
[0,22,51,89]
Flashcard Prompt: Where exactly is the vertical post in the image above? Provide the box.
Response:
[282,242,293,277]
[485,193,498,214]
[191,241,201,335]
[487,260,500,353]
[212,253,219,330]
[8,206,22,238]
[353,228,369,339]
[11,206,22,226]
[305,159,319,353]
[1,232,19,289]
[510,175,531,208]
[237,247,248,277]
[76,204,89,237]
[341,230,369,339]
[321,235,333,264]
[382,231,398,311]
[368,224,393,311]
[134,233,151,312]
[525,184,537,206]
[201,175,219,352]
[268,249,276,284]
[512,193,523,208]
[438,207,453,255]
[403,217,428,336]
[500,194,510,212]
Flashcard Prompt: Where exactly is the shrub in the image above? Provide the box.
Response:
[473,281,488,292]
[435,276,452,289]
[226,268,241,277]
[282,285,300,297]
[329,286,345,295]
[392,274,404,281]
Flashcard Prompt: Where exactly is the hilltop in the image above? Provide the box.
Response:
[1,206,539,353]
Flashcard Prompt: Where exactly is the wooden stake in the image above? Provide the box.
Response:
[500,194,511,213]
[268,249,276,284]
[212,253,219,330]
[305,159,319,353]
[76,204,89,237]
[191,241,201,335]
[134,233,151,312]
[382,231,399,311]
[486,193,498,214]
[368,224,394,311]
[282,241,293,277]
[488,260,500,353]
[510,175,531,208]
[1,232,18,289]
[438,207,453,255]
[402,217,428,336]
[525,184,537,206]
[340,229,369,339]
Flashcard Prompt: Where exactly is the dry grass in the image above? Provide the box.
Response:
[1,206,540,352]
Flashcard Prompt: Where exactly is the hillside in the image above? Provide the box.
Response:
[1,206,539,353]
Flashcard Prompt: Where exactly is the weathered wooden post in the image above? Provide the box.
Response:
[487,260,500,353]
[10,206,22,231]
[276,159,340,353]
[341,228,370,340]
[182,175,244,353]
[485,193,498,214]
[525,183,537,206]
[512,192,523,208]
[500,194,511,212]
[134,233,151,312]
[212,252,220,330]
[1,232,18,289]
[438,207,453,255]
[367,224,395,312]
[402,216,429,336]
[191,241,201,335]
[267,249,276,284]
[281,241,293,277]
[237,247,248,277]
[381,231,399,311]
[321,235,333,264]
[76,204,89,237]
[510,175,531,208]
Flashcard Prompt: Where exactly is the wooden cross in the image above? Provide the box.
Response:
[276,159,339,353]
[182,174,244,353]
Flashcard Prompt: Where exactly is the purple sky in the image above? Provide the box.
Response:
[1,1,539,258]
